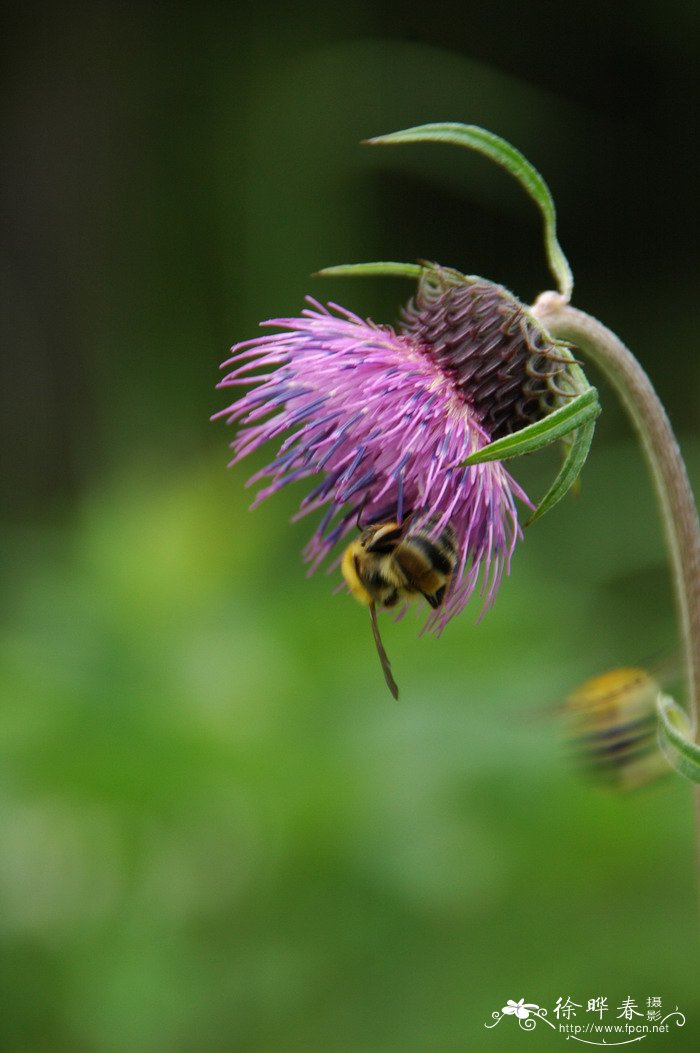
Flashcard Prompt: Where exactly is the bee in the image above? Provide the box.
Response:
[563,665,674,790]
[341,516,458,699]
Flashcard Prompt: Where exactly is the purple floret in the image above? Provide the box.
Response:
[214,296,531,633]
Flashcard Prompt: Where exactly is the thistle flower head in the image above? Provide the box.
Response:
[215,269,570,633]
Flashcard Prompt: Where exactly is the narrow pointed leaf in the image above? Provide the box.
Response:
[314,261,476,288]
[528,416,596,524]
[314,261,423,281]
[366,123,573,300]
[657,693,700,782]
[463,388,600,466]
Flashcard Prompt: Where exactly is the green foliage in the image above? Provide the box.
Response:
[315,261,424,280]
[657,694,700,782]
[315,261,475,286]
[464,388,600,466]
[366,123,574,299]
[464,388,601,523]
[1,453,699,1051]
[529,415,597,524]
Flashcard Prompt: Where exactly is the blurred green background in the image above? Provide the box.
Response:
[3,2,700,1050]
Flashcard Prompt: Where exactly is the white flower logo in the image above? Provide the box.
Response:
[502,998,539,1020]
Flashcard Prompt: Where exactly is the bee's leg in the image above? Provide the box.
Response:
[422,585,446,609]
[368,602,399,700]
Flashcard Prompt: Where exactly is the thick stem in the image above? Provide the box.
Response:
[531,293,700,741]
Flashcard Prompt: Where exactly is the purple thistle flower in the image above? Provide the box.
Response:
[214,272,566,634]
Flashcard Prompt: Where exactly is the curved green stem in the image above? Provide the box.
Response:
[532,294,700,892]
[531,294,700,746]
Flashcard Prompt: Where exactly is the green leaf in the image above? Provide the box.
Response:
[527,415,596,524]
[657,693,700,783]
[462,388,600,466]
[314,261,423,281]
[316,261,481,299]
[366,123,573,300]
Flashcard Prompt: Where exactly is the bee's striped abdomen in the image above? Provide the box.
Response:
[405,535,454,576]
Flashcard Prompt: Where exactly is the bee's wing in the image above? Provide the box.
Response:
[369,602,399,700]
